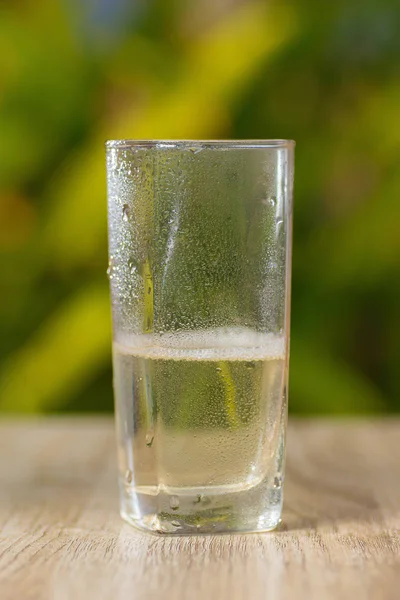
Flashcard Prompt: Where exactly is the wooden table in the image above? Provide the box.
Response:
[1,418,399,600]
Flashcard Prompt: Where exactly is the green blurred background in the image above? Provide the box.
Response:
[1,0,399,415]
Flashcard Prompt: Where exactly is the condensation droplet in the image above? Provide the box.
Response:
[107,257,114,280]
[145,432,154,447]
[122,204,129,222]
[128,261,137,275]
[274,475,282,489]
[125,470,133,485]
[169,495,180,510]
[216,367,222,372]
[171,520,180,528]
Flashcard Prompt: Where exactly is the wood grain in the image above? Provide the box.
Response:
[0,418,399,600]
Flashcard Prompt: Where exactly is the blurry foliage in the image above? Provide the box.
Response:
[0,0,399,414]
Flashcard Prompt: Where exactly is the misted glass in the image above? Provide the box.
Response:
[106,140,294,534]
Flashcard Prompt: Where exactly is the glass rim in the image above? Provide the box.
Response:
[105,139,295,150]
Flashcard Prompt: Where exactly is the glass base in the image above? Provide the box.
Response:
[119,478,283,534]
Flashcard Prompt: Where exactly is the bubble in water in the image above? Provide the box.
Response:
[122,204,129,222]
[273,475,282,489]
[171,520,180,528]
[262,197,276,207]
[188,147,203,155]
[145,432,154,447]
[170,495,180,510]
[125,469,133,485]
[216,367,222,372]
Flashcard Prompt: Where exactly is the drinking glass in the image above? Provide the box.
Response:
[106,140,294,534]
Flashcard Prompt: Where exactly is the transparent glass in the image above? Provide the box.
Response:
[106,139,294,534]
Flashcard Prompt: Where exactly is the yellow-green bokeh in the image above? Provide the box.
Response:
[1,0,399,414]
